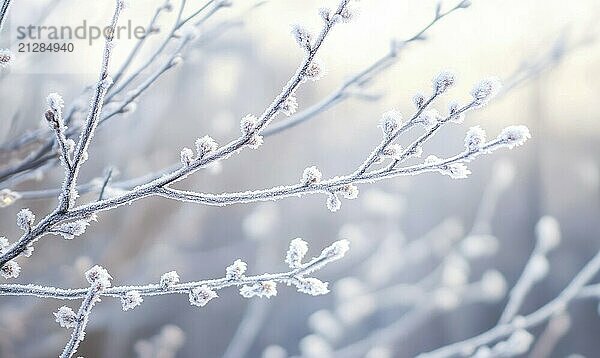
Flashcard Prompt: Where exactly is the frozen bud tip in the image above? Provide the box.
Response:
[85,265,112,290]
[121,290,143,311]
[189,285,218,307]
[296,277,330,296]
[54,306,77,328]
[339,184,359,200]
[47,93,65,112]
[240,281,278,298]
[321,239,350,261]
[432,71,456,95]
[304,59,325,82]
[464,126,487,151]
[286,238,309,268]
[498,125,530,148]
[291,25,312,50]
[302,166,322,185]
[280,96,298,116]
[240,114,258,135]
[160,271,180,288]
[226,259,248,279]
[379,110,402,136]
[195,135,218,157]
[16,208,35,231]
[180,147,194,167]
[1,260,21,279]
[471,77,501,107]
[326,193,341,212]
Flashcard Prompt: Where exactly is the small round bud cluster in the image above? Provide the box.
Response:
[280,96,298,116]
[413,93,425,109]
[302,166,322,185]
[285,238,309,269]
[379,110,402,137]
[498,125,531,148]
[1,261,21,279]
[432,71,456,95]
[180,147,194,167]
[291,25,312,51]
[195,136,218,157]
[247,134,264,149]
[85,265,112,290]
[464,126,487,152]
[441,163,471,179]
[225,259,247,280]
[240,281,278,298]
[303,59,325,82]
[339,184,358,200]
[240,114,259,136]
[296,277,329,296]
[471,78,501,108]
[0,49,14,69]
[160,271,180,288]
[189,285,218,307]
[54,306,77,328]
[419,109,441,128]
[121,290,143,311]
[326,193,341,212]
[16,208,35,231]
[53,220,89,240]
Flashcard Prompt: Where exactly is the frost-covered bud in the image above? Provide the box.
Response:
[504,329,534,355]
[424,155,441,165]
[53,220,89,240]
[471,78,501,107]
[379,110,402,137]
[448,101,465,123]
[0,237,9,254]
[240,114,258,136]
[480,270,507,300]
[226,259,247,279]
[160,271,180,288]
[291,25,312,50]
[441,163,471,179]
[336,6,356,23]
[498,125,531,148]
[286,238,309,268]
[413,93,425,109]
[320,239,350,261]
[47,93,64,113]
[302,166,322,185]
[419,109,441,128]
[464,126,487,151]
[304,59,325,81]
[296,277,329,296]
[16,208,35,231]
[195,135,218,157]
[280,96,298,116]
[121,290,143,311]
[339,184,359,200]
[23,245,34,258]
[326,193,341,212]
[180,147,194,167]
[189,285,218,307]
[240,281,278,298]
[1,260,21,279]
[247,134,264,149]
[318,7,331,22]
[0,189,20,208]
[432,71,456,95]
[54,306,77,328]
[65,139,76,155]
[535,216,561,253]
[0,49,14,68]
[381,144,402,160]
[85,265,112,290]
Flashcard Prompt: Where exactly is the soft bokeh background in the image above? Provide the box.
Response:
[1,0,600,357]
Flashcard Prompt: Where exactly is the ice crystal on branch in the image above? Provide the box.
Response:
[195,136,218,157]
[226,259,247,280]
[498,125,531,148]
[326,193,341,212]
[280,96,298,116]
[296,277,329,296]
[291,25,312,51]
[54,306,77,328]
[379,110,402,137]
[471,77,501,108]
[413,93,426,109]
[286,238,309,269]
[339,184,359,200]
[160,271,180,288]
[419,109,441,128]
[240,281,278,298]
[122,290,143,311]
[85,265,112,290]
[464,126,487,152]
[16,208,35,231]
[240,115,258,136]
[189,285,218,307]
[303,59,325,82]
[47,93,65,114]
[180,147,194,167]
[302,166,322,185]
[1,260,20,279]
[53,220,90,240]
[432,71,456,95]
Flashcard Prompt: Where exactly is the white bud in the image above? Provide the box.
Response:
[121,290,143,311]
[464,126,487,151]
[379,110,402,137]
[535,216,561,253]
[498,125,531,148]
[85,265,112,290]
[326,193,341,212]
[1,260,21,279]
[471,78,501,107]
[180,147,194,166]
[189,285,218,307]
[413,93,425,109]
[339,184,359,200]
[432,71,456,95]
[280,96,298,116]
[304,59,325,81]
[225,259,247,279]
[16,208,35,231]
[302,166,322,185]
[54,306,77,328]
[286,238,309,268]
[240,114,258,136]
[296,277,330,296]
[195,136,218,157]
[240,281,277,298]
[291,25,312,50]
[160,271,180,288]
[419,109,441,128]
